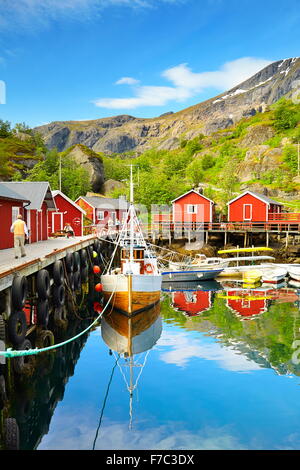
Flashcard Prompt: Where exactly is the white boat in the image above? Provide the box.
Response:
[101,166,162,315]
[260,266,288,284]
[161,267,224,282]
[287,266,300,282]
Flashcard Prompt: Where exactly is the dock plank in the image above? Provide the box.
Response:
[0,235,97,291]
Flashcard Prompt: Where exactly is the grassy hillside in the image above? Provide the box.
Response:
[101,98,300,214]
[0,121,45,179]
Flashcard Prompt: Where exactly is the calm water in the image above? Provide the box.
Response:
[5,279,300,450]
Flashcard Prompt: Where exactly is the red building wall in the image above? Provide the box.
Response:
[173,192,213,224]
[228,194,268,222]
[0,199,24,249]
[50,194,83,236]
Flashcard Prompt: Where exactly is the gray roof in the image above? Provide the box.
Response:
[1,182,56,210]
[80,195,129,210]
[0,183,30,203]
[247,191,283,206]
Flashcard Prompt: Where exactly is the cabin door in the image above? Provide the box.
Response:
[53,212,63,232]
[243,204,252,221]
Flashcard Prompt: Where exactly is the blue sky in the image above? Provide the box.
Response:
[0,0,299,128]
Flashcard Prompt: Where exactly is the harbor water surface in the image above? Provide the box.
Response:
[11,280,300,450]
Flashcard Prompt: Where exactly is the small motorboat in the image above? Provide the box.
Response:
[260,266,287,284]
[288,266,300,282]
[161,268,224,282]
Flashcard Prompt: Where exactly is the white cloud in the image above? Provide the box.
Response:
[157,330,262,372]
[115,77,140,85]
[94,57,272,110]
[38,408,247,450]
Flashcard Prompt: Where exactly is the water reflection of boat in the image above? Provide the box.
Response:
[101,303,162,355]
[100,304,162,431]
[161,280,222,292]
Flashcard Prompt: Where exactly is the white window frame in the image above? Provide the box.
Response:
[243,204,252,221]
[96,210,105,220]
[187,204,197,214]
[12,206,20,223]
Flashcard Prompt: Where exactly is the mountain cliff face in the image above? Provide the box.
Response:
[34,58,300,154]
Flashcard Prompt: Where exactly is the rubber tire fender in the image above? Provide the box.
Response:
[35,329,55,349]
[53,284,65,308]
[37,299,49,327]
[67,272,74,291]
[80,249,88,267]
[73,251,80,272]
[4,418,20,450]
[65,252,74,273]
[12,275,28,310]
[53,260,64,286]
[7,311,27,346]
[81,266,89,283]
[14,339,36,376]
[73,271,81,291]
[36,269,50,300]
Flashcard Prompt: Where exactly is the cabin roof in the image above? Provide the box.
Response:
[76,195,129,210]
[52,190,86,215]
[171,189,214,204]
[227,190,282,206]
[0,183,30,203]
[1,182,56,210]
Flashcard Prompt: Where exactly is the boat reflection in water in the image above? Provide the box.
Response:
[100,304,162,428]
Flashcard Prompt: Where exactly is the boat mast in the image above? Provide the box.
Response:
[129,164,134,265]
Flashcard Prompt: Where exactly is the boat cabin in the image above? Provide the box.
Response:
[120,246,158,275]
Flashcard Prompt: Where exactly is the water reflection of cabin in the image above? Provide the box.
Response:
[172,290,212,316]
[225,289,269,319]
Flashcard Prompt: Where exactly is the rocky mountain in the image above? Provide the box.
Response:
[34,57,300,154]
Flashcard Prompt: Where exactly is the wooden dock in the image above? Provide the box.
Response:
[0,235,97,292]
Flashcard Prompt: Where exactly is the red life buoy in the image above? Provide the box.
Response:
[144,263,154,274]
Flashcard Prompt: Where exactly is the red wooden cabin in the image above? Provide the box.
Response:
[49,190,86,237]
[172,190,214,228]
[0,183,30,250]
[75,194,129,229]
[227,191,282,223]
[2,182,56,243]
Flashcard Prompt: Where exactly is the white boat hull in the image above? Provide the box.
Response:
[101,273,162,315]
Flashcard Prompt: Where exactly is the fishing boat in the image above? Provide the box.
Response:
[100,166,162,315]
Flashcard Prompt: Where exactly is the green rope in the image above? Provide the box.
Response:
[1,286,116,359]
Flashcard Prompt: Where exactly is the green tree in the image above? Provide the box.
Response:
[274,99,300,131]
[25,148,91,200]
[0,119,12,138]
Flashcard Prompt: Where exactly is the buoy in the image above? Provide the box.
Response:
[93,265,101,274]
[95,283,103,292]
[93,302,103,313]
[93,251,98,258]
